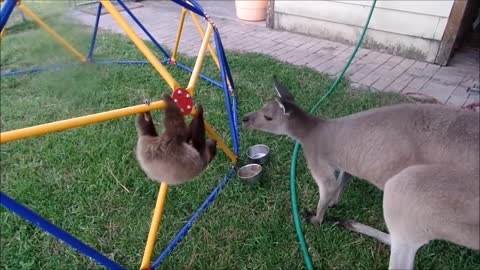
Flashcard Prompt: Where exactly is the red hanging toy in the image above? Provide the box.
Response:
[171,88,194,116]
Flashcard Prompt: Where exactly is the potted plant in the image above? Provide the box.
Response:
[235,0,268,22]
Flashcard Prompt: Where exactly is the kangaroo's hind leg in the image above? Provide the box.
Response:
[383,167,431,270]
[383,165,479,270]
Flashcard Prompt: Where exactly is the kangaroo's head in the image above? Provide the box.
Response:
[242,76,309,137]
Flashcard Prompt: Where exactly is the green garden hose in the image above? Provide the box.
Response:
[289,1,377,269]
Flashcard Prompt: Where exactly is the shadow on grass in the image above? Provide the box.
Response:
[4,20,38,36]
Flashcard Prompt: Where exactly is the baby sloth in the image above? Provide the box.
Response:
[135,94,217,185]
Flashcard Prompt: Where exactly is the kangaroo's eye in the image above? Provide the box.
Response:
[264,115,273,121]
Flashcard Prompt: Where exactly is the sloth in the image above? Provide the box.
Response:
[135,94,217,185]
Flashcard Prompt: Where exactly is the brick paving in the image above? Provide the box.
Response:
[72,1,479,108]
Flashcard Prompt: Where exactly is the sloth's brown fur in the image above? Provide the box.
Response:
[135,94,216,185]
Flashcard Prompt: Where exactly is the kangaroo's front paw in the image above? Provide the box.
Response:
[303,209,323,224]
[309,216,323,224]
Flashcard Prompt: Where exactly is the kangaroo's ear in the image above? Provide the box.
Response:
[275,97,294,115]
[273,76,295,101]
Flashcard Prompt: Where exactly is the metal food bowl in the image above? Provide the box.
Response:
[246,144,270,165]
[237,163,263,185]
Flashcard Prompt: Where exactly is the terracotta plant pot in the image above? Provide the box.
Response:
[235,0,268,22]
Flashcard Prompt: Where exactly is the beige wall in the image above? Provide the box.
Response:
[274,0,455,62]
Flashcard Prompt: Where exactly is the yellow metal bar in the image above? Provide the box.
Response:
[0,101,166,144]
[189,13,235,92]
[100,0,179,90]
[171,8,187,63]
[186,23,213,95]
[1,100,236,162]
[189,14,234,91]
[204,120,237,163]
[190,105,236,163]
[140,183,168,270]
[0,27,5,39]
[189,12,220,69]
[188,107,236,162]
[17,3,87,62]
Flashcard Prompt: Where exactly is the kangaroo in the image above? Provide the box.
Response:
[242,77,479,269]
[135,94,217,185]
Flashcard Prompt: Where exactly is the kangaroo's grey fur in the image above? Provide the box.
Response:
[242,77,479,269]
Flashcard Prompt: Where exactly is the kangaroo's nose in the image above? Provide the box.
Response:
[242,116,249,123]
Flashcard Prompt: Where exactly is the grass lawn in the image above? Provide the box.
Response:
[1,7,479,270]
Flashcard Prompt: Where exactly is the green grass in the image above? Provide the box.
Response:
[1,11,479,270]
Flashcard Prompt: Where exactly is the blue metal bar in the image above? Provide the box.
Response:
[0,59,171,77]
[214,29,235,91]
[184,0,204,13]
[0,64,68,76]
[170,0,204,17]
[150,166,236,268]
[213,29,239,150]
[174,61,223,89]
[216,50,239,154]
[87,3,102,61]
[0,192,124,270]
[0,0,17,30]
[231,95,239,151]
[93,59,161,65]
[116,0,170,59]
[214,30,239,154]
